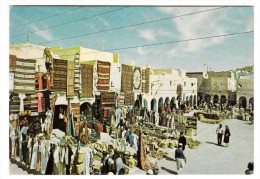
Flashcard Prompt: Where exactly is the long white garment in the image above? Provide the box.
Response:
[41,140,51,174]
[155,112,159,126]
[83,146,92,175]
[53,145,60,175]
[45,110,52,133]
[19,93,26,112]
[18,132,23,161]
[30,137,39,170]
[115,108,122,126]
[10,123,16,157]
[27,137,32,164]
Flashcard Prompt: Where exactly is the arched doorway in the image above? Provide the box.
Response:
[143,99,148,109]
[80,102,93,120]
[205,95,211,104]
[189,95,193,108]
[194,95,197,107]
[158,97,164,113]
[151,98,157,112]
[239,96,247,109]
[249,97,254,111]
[170,97,175,111]
[164,97,169,108]
[186,96,189,107]
[213,95,219,105]
[53,105,67,133]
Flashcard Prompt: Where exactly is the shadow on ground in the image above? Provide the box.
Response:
[206,141,226,147]
[165,156,176,162]
[161,166,178,175]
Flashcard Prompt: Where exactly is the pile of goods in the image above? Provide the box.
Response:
[197,113,222,124]
[149,150,168,160]
[186,138,201,149]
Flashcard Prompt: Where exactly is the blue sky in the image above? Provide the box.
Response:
[9,6,254,72]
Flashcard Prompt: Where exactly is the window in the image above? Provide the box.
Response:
[184,82,186,86]
[191,83,194,86]
[170,81,172,86]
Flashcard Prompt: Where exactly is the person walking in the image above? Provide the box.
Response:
[223,125,231,147]
[175,143,187,174]
[178,132,187,151]
[216,124,224,146]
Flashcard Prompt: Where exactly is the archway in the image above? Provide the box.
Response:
[151,98,157,112]
[158,97,164,113]
[213,95,219,104]
[186,96,189,107]
[239,96,247,109]
[53,105,67,133]
[249,97,254,111]
[205,95,211,104]
[164,97,170,108]
[80,102,93,120]
[189,95,193,108]
[143,99,148,109]
[193,95,197,107]
[170,97,175,111]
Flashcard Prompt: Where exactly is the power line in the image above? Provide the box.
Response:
[106,31,253,52]
[10,6,85,29]
[33,6,227,45]
[11,7,128,37]
[44,30,253,58]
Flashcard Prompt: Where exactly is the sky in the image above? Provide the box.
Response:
[9,6,254,72]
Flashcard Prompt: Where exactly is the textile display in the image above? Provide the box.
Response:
[74,57,80,94]
[71,103,80,120]
[43,74,52,91]
[121,64,133,92]
[19,93,26,112]
[124,92,135,106]
[67,61,75,97]
[81,64,93,97]
[9,73,14,92]
[14,58,36,94]
[10,94,20,112]
[37,93,43,113]
[9,55,17,71]
[35,73,43,90]
[97,61,111,91]
[138,133,152,171]
[52,59,68,92]
[49,95,58,134]
[100,92,116,108]
[133,67,142,90]
[141,68,150,93]
[118,92,125,106]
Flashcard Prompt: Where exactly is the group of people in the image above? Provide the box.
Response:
[216,124,231,147]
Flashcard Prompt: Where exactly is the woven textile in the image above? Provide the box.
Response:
[74,57,80,94]
[9,55,16,71]
[67,61,75,96]
[121,64,133,92]
[52,59,67,92]
[81,64,93,97]
[97,61,110,91]
[14,58,36,94]
[124,92,135,106]
[101,92,116,108]
[141,68,150,93]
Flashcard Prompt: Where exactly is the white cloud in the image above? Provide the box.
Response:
[138,29,156,41]
[138,28,173,42]
[157,7,227,55]
[29,24,53,41]
[137,47,152,55]
[98,17,110,27]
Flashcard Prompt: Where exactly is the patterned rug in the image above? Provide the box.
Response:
[81,64,93,97]
[97,61,111,91]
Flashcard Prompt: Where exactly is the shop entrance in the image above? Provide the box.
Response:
[80,102,93,120]
[53,105,67,133]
